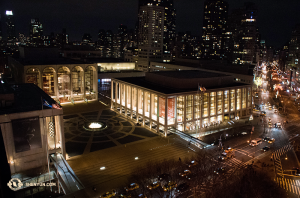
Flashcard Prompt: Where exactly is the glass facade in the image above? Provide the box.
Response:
[72,66,84,101]
[57,67,70,103]
[224,90,229,113]
[194,95,201,119]
[151,94,158,120]
[217,91,223,114]
[202,93,208,117]
[42,67,55,96]
[186,95,193,121]
[236,89,241,110]
[210,92,216,116]
[242,88,246,109]
[177,96,184,122]
[230,89,235,111]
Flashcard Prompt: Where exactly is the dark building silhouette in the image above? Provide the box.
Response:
[5,10,15,42]
[202,0,228,60]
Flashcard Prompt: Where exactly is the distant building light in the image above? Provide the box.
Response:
[6,10,13,16]
[100,166,105,170]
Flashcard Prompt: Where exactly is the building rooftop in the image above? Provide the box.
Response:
[115,76,249,95]
[151,70,229,79]
[0,83,61,115]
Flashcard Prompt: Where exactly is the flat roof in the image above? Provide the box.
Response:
[115,77,249,95]
[151,70,229,79]
[0,83,61,115]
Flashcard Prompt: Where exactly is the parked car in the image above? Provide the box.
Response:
[147,181,160,190]
[262,146,270,152]
[125,183,139,191]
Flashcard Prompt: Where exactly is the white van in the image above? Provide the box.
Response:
[250,138,263,146]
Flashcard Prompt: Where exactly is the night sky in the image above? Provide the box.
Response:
[2,0,300,48]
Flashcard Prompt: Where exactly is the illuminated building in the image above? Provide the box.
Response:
[29,18,43,47]
[202,0,228,60]
[9,47,98,104]
[5,10,15,42]
[111,70,252,135]
[287,24,300,71]
[137,4,164,71]
[139,0,176,57]
[228,3,259,65]
[82,33,93,45]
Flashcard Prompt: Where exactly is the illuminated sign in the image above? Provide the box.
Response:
[6,10,13,16]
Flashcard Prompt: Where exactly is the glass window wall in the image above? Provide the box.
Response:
[42,67,55,96]
[58,67,71,103]
[242,88,246,109]
[224,90,229,113]
[145,91,150,118]
[186,95,193,121]
[247,87,251,108]
[237,89,241,110]
[202,93,208,117]
[230,89,235,111]
[85,66,96,100]
[72,66,84,101]
[194,95,201,120]
[177,96,184,122]
[151,94,158,120]
[210,92,216,116]
[158,97,165,124]
[138,89,143,114]
[217,91,223,114]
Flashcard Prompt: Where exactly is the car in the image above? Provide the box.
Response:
[268,138,275,143]
[158,173,170,181]
[147,181,160,190]
[263,137,270,141]
[276,122,282,128]
[100,190,116,198]
[179,170,191,177]
[138,194,147,198]
[187,160,197,168]
[268,122,272,128]
[293,168,300,176]
[274,109,278,113]
[261,111,266,116]
[162,181,177,191]
[218,152,234,161]
[125,183,139,191]
[214,167,226,175]
[262,146,270,152]
[177,183,189,194]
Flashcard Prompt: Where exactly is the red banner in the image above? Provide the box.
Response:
[168,98,175,118]
[159,97,165,117]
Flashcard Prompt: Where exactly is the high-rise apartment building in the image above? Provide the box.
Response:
[202,0,228,60]
[137,4,164,71]
[5,10,15,42]
[139,0,176,57]
[228,3,259,65]
[29,18,43,46]
[287,24,300,71]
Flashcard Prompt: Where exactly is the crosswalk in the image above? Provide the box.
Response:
[289,134,299,141]
[276,177,300,195]
[272,145,293,176]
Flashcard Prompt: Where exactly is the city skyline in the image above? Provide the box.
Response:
[2,0,300,48]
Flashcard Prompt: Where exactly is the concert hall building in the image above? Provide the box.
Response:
[111,70,253,136]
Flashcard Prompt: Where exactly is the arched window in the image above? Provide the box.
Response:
[57,66,71,103]
[72,66,84,101]
[85,66,96,100]
[42,67,55,96]
[26,67,40,86]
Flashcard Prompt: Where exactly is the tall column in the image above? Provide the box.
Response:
[229,90,232,119]
[115,82,118,110]
[192,95,195,121]
[208,92,211,124]
[164,96,168,137]
[183,95,186,131]
[70,70,73,101]
[119,83,122,114]
[222,90,225,120]
[136,89,139,122]
[150,93,152,129]
[58,115,66,159]
[125,85,128,116]
[175,96,177,129]
[143,90,145,126]
[111,80,114,109]
[157,96,159,133]
[130,86,133,118]
[83,69,86,101]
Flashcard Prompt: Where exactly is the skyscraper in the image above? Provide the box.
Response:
[5,10,15,42]
[29,18,43,46]
[137,4,164,71]
[228,3,259,65]
[202,0,228,60]
[139,0,176,56]
[287,24,300,71]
